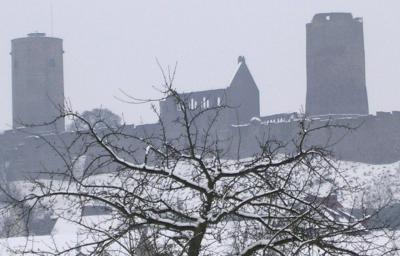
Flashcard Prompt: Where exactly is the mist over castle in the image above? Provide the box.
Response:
[2,5,400,254]
[1,12,400,181]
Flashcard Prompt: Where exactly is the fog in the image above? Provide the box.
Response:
[1,0,400,131]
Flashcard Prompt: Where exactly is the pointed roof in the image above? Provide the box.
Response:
[228,56,258,91]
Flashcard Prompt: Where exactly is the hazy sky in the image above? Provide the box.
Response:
[1,1,400,131]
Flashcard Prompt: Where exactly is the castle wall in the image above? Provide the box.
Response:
[0,123,163,180]
[2,112,400,180]
[227,113,400,164]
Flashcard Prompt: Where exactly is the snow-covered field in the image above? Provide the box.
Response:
[338,160,400,208]
[1,160,400,255]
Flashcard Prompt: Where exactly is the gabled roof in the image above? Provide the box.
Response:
[164,56,258,99]
[228,56,258,91]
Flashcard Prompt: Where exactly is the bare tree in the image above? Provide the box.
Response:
[1,70,399,256]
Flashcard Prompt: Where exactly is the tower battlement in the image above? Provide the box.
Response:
[311,13,356,23]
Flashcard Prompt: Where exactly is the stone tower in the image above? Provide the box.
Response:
[11,33,65,132]
[306,13,369,116]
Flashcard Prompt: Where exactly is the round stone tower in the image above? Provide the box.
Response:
[11,33,65,132]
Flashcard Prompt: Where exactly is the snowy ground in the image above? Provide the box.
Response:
[1,160,400,255]
[338,160,400,208]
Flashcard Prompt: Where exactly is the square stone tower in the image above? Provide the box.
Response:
[11,33,65,132]
[306,13,369,116]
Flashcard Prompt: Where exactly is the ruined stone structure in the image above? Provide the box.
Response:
[306,13,369,116]
[2,13,400,181]
[160,56,260,130]
[11,33,65,132]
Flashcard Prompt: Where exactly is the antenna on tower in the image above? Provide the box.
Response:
[50,0,54,36]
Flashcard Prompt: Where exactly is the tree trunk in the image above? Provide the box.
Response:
[188,223,207,256]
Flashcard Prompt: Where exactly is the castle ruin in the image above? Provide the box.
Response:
[1,13,400,180]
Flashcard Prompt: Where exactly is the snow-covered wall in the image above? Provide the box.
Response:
[2,111,400,181]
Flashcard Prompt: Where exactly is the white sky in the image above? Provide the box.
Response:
[1,0,400,131]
